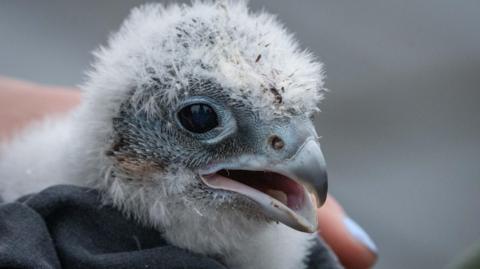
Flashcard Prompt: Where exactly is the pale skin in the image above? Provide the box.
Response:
[0,77,377,269]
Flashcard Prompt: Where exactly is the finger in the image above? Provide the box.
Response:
[317,195,378,269]
[0,77,81,139]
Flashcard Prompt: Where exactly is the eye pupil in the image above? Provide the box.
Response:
[178,103,219,133]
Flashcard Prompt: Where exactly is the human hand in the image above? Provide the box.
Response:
[0,77,378,269]
[318,195,377,269]
[0,77,80,140]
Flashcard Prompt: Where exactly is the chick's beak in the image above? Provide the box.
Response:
[200,135,328,233]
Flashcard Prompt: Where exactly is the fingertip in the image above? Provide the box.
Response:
[343,217,378,258]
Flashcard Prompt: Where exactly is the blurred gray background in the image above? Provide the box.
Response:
[1,1,479,268]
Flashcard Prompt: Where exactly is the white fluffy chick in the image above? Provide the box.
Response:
[0,2,339,269]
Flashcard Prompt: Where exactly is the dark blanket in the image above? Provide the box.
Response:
[0,185,339,269]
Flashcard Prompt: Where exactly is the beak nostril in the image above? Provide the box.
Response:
[270,135,285,150]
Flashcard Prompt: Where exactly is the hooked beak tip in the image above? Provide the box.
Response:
[317,178,328,206]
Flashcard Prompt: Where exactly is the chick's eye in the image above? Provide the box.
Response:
[177,103,219,133]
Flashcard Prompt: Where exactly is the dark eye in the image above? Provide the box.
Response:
[177,103,219,133]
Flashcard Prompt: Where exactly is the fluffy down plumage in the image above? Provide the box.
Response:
[0,2,339,269]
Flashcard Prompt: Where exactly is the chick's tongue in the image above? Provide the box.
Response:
[217,170,305,210]
[265,189,288,205]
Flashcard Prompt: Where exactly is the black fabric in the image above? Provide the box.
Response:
[305,238,343,269]
[0,185,339,269]
[0,185,225,269]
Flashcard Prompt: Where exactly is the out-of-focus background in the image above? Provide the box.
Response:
[1,1,479,268]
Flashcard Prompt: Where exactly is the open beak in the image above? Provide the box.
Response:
[200,137,328,233]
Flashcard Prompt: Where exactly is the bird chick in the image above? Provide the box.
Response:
[0,2,338,268]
